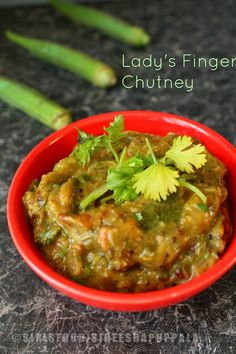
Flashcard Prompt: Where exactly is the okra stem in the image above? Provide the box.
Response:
[6,31,117,88]
[49,0,150,47]
[0,76,72,130]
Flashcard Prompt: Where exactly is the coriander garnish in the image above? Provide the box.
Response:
[74,115,208,209]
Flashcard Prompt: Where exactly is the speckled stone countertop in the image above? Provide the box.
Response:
[0,1,236,353]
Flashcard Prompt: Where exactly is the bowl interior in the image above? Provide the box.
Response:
[7,111,236,311]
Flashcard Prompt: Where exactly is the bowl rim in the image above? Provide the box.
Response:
[7,110,236,311]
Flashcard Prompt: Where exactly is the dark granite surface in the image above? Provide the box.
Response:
[0,1,236,353]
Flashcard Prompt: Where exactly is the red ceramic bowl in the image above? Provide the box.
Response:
[7,111,236,312]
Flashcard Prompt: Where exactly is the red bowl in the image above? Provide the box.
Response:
[7,111,236,312]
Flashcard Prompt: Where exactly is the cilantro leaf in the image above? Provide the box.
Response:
[72,130,100,166]
[112,185,138,204]
[80,154,144,209]
[72,115,125,166]
[107,156,144,203]
[165,135,207,173]
[133,163,179,201]
[142,154,156,168]
[107,156,144,188]
[79,128,208,209]
[77,129,90,144]
[104,114,124,141]
[102,114,125,162]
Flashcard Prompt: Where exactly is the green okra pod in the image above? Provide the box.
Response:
[0,76,72,130]
[6,31,117,88]
[49,0,150,47]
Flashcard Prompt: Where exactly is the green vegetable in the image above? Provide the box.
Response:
[0,76,71,130]
[72,114,124,165]
[49,0,150,47]
[164,135,207,173]
[6,31,117,88]
[102,114,124,162]
[72,130,101,166]
[78,116,208,209]
[107,154,144,204]
[80,149,144,210]
[133,163,179,202]
[104,115,124,140]
[133,136,207,203]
